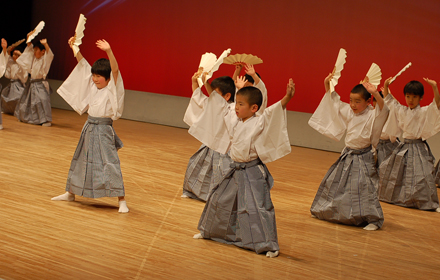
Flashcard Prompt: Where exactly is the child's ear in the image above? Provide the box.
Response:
[224,92,231,102]
[251,104,259,113]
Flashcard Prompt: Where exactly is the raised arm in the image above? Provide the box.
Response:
[244,64,260,85]
[68,36,84,62]
[281,79,295,109]
[363,82,384,110]
[40,39,50,53]
[423,78,440,109]
[382,77,393,98]
[324,73,333,92]
[235,76,248,91]
[26,31,34,47]
[1,39,7,56]
[232,64,242,81]
[192,71,201,92]
[96,39,119,83]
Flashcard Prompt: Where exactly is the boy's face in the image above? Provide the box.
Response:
[405,93,421,109]
[92,74,110,89]
[235,94,258,122]
[33,47,45,59]
[12,50,21,61]
[349,93,370,114]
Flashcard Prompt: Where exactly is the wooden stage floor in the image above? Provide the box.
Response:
[0,109,439,279]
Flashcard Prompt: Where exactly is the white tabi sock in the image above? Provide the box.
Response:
[51,192,75,201]
[118,200,129,213]
[363,223,379,231]
[436,208,440,213]
[266,251,279,258]
[193,233,203,239]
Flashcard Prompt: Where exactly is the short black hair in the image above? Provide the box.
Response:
[33,41,45,51]
[211,76,235,102]
[244,72,261,85]
[351,84,371,101]
[404,80,424,98]
[372,90,383,101]
[91,58,111,80]
[236,86,263,110]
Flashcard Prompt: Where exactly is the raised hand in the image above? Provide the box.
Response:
[324,73,333,92]
[281,78,295,108]
[244,63,256,76]
[96,39,111,52]
[68,36,75,48]
[384,77,392,87]
[423,77,437,88]
[235,76,248,90]
[362,82,378,94]
[1,38,7,50]
[40,38,47,45]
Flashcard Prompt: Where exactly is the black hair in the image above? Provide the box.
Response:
[372,90,383,101]
[33,41,45,51]
[403,80,424,98]
[351,84,371,101]
[91,58,111,80]
[211,76,235,102]
[244,72,261,85]
[236,86,263,110]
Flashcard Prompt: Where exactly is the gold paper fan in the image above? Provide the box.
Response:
[361,63,382,86]
[196,48,232,87]
[73,14,87,57]
[330,48,347,92]
[389,62,412,84]
[27,21,45,43]
[223,53,263,65]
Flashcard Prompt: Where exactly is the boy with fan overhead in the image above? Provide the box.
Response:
[308,52,389,231]
[51,32,128,213]
[15,29,53,126]
[378,77,440,212]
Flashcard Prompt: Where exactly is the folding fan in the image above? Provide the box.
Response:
[10,39,25,49]
[389,62,412,85]
[329,48,347,92]
[27,21,45,43]
[223,53,263,65]
[72,14,87,57]
[197,48,232,87]
[361,63,382,86]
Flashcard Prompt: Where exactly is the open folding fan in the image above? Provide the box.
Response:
[197,48,232,87]
[389,62,412,84]
[9,39,25,50]
[223,53,263,65]
[361,63,382,86]
[27,21,45,43]
[329,48,347,92]
[72,14,87,57]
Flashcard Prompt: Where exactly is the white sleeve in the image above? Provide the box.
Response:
[183,87,208,126]
[41,48,54,78]
[370,104,390,148]
[255,101,291,164]
[15,44,33,74]
[0,50,7,77]
[383,94,406,138]
[188,91,233,154]
[421,100,440,140]
[308,91,351,141]
[57,58,92,115]
[255,79,267,116]
[106,70,124,120]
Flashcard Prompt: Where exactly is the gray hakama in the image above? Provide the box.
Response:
[1,79,25,115]
[183,144,233,201]
[66,116,125,198]
[14,79,52,124]
[311,146,384,228]
[198,158,278,254]
[379,139,439,210]
[376,139,400,168]
[434,160,440,187]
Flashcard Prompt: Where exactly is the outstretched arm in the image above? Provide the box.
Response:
[40,39,50,53]
[382,77,393,98]
[232,64,242,81]
[68,36,84,62]
[244,63,260,85]
[363,82,384,110]
[96,39,119,83]
[1,39,7,56]
[424,78,440,109]
[192,71,201,92]
[281,79,295,109]
[324,73,333,92]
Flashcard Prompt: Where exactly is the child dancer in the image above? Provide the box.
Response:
[379,78,440,211]
[15,31,53,126]
[1,42,28,115]
[309,74,389,231]
[0,39,8,129]
[189,72,294,257]
[51,37,128,213]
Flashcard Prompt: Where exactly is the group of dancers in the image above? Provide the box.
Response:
[2,20,440,259]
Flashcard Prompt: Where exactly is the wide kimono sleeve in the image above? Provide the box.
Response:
[183,87,208,126]
[0,50,7,77]
[106,70,125,120]
[15,44,34,74]
[57,58,93,115]
[188,91,234,154]
[41,48,54,79]
[254,101,291,164]
[308,91,351,141]
[420,99,440,140]
[370,104,390,148]
[255,79,268,116]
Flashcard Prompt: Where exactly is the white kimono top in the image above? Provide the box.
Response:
[0,50,7,77]
[188,91,291,164]
[57,58,124,120]
[4,54,28,84]
[308,91,390,149]
[384,94,440,140]
[17,44,54,79]
[184,79,268,127]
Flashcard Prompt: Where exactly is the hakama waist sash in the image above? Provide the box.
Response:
[84,116,123,150]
